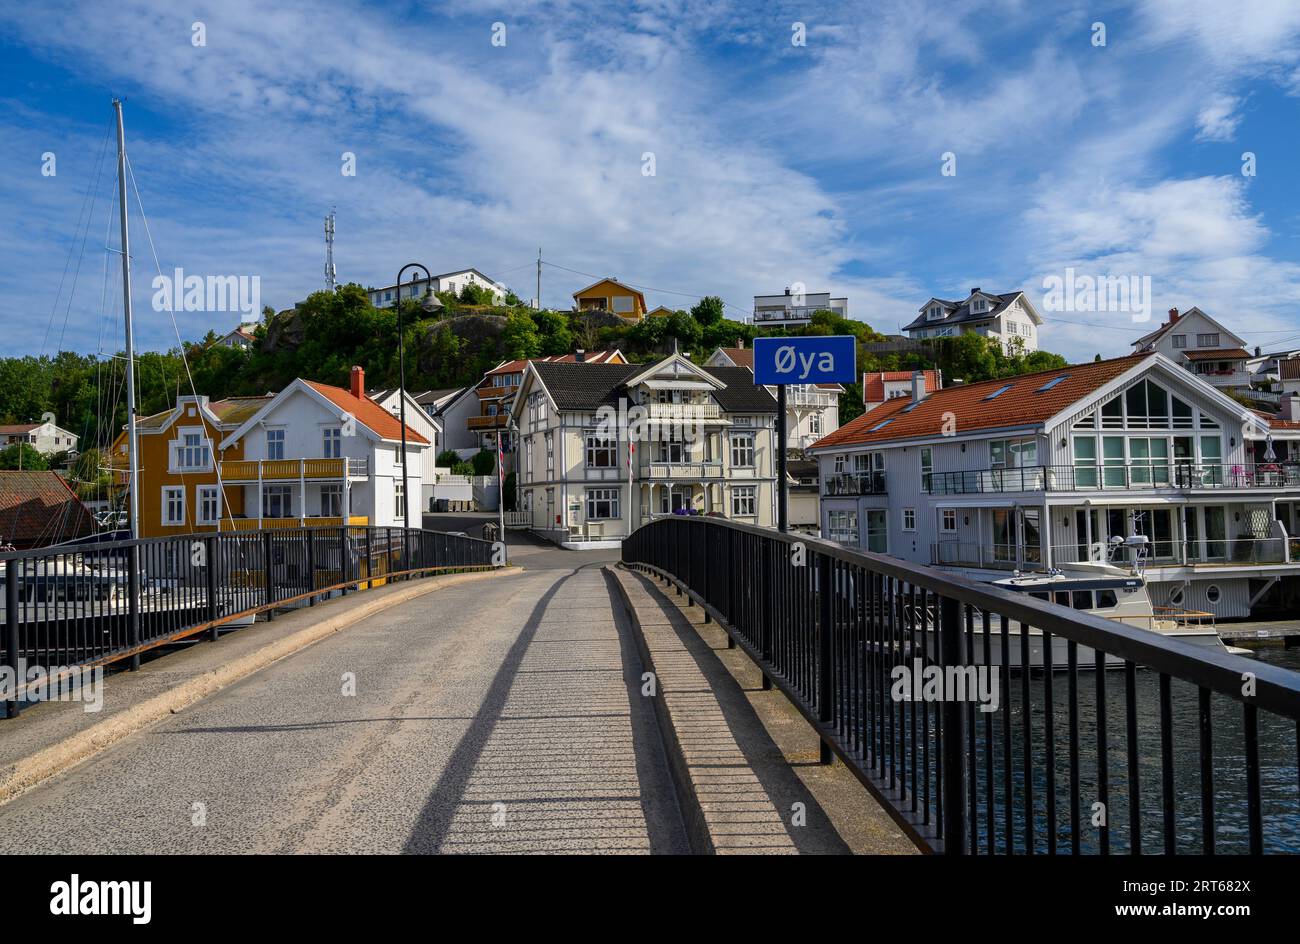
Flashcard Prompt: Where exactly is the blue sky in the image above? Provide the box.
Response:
[3,0,1300,362]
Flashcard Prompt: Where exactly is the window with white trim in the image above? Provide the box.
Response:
[902,508,916,531]
[585,487,620,519]
[163,486,185,526]
[197,486,220,524]
[263,485,292,518]
[731,485,757,517]
[395,481,406,518]
[921,447,933,491]
[585,431,616,468]
[320,484,342,517]
[941,509,957,532]
[828,510,858,543]
[1171,334,1186,349]
[323,427,342,458]
[1197,333,1219,347]
[266,428,285,461]
[730,432,755,467]
[173,431,211,470]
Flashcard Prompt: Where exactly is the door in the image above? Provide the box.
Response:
[865,509,887,553]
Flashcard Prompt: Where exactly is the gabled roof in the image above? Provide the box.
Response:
[0,471,96,549]
[812,355,1148,450]
[903,290,1038,332]
[209,396,273,426]
[0,424,40,434]
[521,359,778,414]
[571,277,647,309]
[219,379,428,449]
[1132,307,1246,351]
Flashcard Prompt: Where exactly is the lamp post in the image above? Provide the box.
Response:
[394,263,431,530]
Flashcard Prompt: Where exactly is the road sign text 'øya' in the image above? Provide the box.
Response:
[753,336,857,385]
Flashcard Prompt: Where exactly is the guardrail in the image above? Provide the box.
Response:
[0,526,497,718]
[928,462,1300,494]
[823,470,887,496]
[622,517,1300,854]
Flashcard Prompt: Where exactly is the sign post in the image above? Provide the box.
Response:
[753,336,857,533]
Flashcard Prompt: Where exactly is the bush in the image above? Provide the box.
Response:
[436,449,461,467]
[471,449,495,476]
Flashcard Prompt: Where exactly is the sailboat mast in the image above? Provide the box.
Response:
[113,99,140,541]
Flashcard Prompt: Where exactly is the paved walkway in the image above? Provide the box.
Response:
[0,557,688,854]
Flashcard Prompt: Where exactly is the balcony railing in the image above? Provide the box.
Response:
[786,389,838,408]
[219,458,368,481]
[934,537,1292,570]
[467,414,509,430]
[646,462,725,479]
[822,470,887,496]
[927,462,1300,494]
[644,403,720,420]
[220,515,369,532]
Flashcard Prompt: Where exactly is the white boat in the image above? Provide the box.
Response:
[921,536,1251,669]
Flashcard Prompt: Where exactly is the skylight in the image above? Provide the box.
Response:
[869,418,895,432]
[984,384,1013,401]
[901,400,923,413]
[1036,375,1069,392]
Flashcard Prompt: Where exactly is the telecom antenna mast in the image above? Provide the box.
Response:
[324,208,337,291]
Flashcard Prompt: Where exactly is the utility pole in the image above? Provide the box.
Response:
[536,247,541,310]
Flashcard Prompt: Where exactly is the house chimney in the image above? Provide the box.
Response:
[737,338,744,349]
[912,370,927,404]
[1255,345,1262,357]
[575,349,586,362]
[1284,393,1300,423]
[350,365,365,399]
[1168,307,1179,323]
[784,287,791,296]
[970,287,980,296]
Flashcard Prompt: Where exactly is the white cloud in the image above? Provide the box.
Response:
[1195,93,1241,141]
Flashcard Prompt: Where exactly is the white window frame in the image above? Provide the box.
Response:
[730,432,755,468]
[323,426,342,459]
[902,508,916,532]
[395,481,406,518]
[320,484,343,518]
[197,486,220,525]
[585,487,620,520]
[162,486,185,526]
[941,509,957,532]
[730,485,757,517]
[266,428,285,461]
[585,431,616,469]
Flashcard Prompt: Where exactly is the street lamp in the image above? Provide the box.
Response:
[394,263,431,530]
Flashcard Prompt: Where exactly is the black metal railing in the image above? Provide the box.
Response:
[823,470,887,497]
[622,517,1300,854]
[1,526,497,717]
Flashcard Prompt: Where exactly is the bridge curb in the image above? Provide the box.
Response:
[608,564,715,855]
[0,566,521,809]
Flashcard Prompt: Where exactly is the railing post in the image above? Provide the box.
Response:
[760,537,773,690]
[206,535,219,641]
[128,542,141,669]
[5,559,20,718]
[365,528,373,590]
[939,594,965,854]
[305,528,316,606]
[263,530,275,620]
[340,526,350,594]
[818,551,833,764]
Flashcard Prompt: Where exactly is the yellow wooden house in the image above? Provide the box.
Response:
[572,278,647,321]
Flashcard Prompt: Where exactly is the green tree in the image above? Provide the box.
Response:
[502,309,542,360]
[532,309,573,356]
[690,295,725,327]
[0,443,48,470]
[471,449,496,476]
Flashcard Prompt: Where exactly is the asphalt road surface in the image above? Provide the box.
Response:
[0,539,691,854]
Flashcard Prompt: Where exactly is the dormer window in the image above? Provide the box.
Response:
[972,299,988,313]
[926,305,943,321]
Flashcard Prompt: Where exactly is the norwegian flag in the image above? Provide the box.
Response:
[627,440,635,471]
[497,435,505,484]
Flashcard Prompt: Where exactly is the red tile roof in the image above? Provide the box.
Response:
[0,471,96,550]
[303,381,429,444]
[1182,348,1249,361]
[0,424,40,434]
[813,354,1148,450]
[863,369,941,402]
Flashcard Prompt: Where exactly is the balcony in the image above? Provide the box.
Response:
[219,515,369,531]
[467,414,509,430]
[646,462,725,479]
[644,403,721,421]
[219,458,368,482]
[786,388,837,408]
[926,463,1300,494]
[822,470,887,497]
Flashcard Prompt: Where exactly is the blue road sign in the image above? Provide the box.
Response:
[753,335,857,385]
